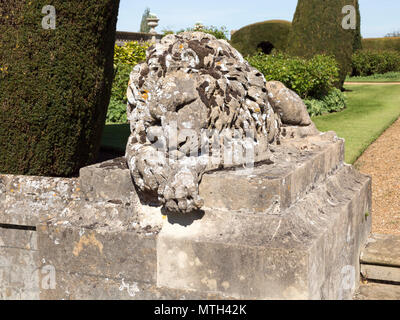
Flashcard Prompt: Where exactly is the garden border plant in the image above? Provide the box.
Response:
[107,41,150,124]
[247,52,345,116]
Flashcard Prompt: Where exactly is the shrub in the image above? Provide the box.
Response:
[114,41,150,66]
[107,41,150,124]
[351,50,400,76]
[177,25,229,40]
[107,98,128,124]
[107,63,132,124]
[0,0,120,176]
[362,37,400,53]
[230,20,292,57]
[201,26,229,40]
[304,88,347,117]
[247,52,339,99]
[287,0,360,88]
[162,29,175,36]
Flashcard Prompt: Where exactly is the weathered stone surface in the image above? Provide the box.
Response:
[360,234,400,284]
[39,270,234,300]
[200,133,344,213]
[126,32,293,214]
[37,223,158,284]
[0,229,39,301]
[0,248,39,300]
[355,283,400,300]
[360,234,400,268]
[361,264,400,283]
[266,81,312,126]
[0,126,372,300]
[0,128,371,300]
[0,174,80,226]
[79,157,135,204]
[158,164,372,300]
[0,227,37,250]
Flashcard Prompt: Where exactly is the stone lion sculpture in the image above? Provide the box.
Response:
[126,32,315,213]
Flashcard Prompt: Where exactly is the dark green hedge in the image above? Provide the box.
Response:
[351,50,400,76]
[287,0,360,88]
[362,37,400,53]
[353,0,362,51]
[230,20,292,57]
[0,0,120,176]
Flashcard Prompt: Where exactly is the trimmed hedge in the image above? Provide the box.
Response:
[247,52,339,99]
[0,1,120,176]
[362,37,400,53]
[351,50,400,76]
[231,20,292,57]
[287,0,360,88]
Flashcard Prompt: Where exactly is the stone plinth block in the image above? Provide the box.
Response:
[200,134,344,213]
[158,165,371,299]
[79,157,136,204]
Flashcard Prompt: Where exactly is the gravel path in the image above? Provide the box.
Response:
[355,117,400,235]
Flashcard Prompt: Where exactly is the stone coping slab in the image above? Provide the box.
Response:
[355,283,400,300]
[360,234,400,268]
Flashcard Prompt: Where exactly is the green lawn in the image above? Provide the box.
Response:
[346,72,400,82]
[312,84,400,164]
[101,85,400,165]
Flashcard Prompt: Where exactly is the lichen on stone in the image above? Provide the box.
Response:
[125,32,314,214]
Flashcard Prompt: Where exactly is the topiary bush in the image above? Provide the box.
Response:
[353,0,362,51]
[351,50,400,76]
[247,52,339,99]
[287,0,360,88]
[230,20,292,57]
[0,0,120,176]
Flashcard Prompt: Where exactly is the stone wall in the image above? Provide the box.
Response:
[0,132,372,300]
[115,31,163,46]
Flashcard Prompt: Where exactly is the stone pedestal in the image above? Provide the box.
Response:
[0,132,371,300]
